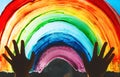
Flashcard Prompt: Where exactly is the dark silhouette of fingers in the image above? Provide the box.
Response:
[29,52,35,66]
[5,46,14,59]
[99,42,107,58]
[81,52,88,67]
[106,54,115,65]
[93,42,98,58]
[2,54,12,64]
[21,40,25,56]
[13,40,19,56]
[104,47,114,60]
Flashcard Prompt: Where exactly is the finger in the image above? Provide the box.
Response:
[106,54,115,65]
[2,54,12,64]
[99,42,107,58]
[93,42,98,58]
[29,52,35,66]
[104,47,114,60]
[21,40,25,56]
[13,40,19,56]
[5,46,14,59]
[81,52,88,67]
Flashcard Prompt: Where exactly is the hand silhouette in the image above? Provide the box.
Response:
[81,42,115,77]
[2,40,35,77]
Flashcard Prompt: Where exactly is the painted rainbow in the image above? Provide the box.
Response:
[0,0,120,72]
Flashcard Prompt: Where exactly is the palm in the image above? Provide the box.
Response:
[11,53,32,73]
[81,42,115,77]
